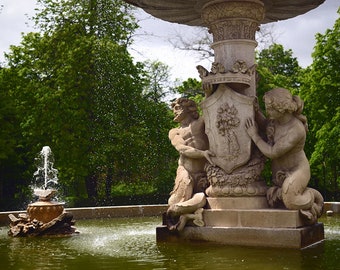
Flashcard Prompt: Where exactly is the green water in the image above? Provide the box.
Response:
[0,215,339,270]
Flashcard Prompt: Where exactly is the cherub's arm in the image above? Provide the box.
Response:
[253,97,267,131]
[245,119,303,159]
[169,129,214,164]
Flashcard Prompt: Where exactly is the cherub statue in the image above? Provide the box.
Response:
[245,88,323,224]
[166,98,214,231]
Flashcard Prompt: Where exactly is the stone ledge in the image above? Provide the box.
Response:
[203,209,304,228]
[156,222,324,249]
[0,204,168,226]
[66,204,167,220]
[206,197,269,209]
[323,202,340,214]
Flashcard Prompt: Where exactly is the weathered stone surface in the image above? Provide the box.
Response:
[136,0,326,248]
[8,212,77,237]
[124,0,325,25]
[202,86,254,174]
[27,201,65,223]
[203,209,304,228]
[245,88,324,224]
[156,223,324,248]
[206,197,268,209]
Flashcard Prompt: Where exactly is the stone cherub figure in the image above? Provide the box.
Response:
[245,88,323,224]
[166,97,214,231]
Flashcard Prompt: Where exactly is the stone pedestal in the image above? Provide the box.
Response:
[156,222,324,249]
[156,197,324,249]
[201,0,264,96]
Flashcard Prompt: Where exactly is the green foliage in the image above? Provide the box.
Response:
[299,9,340,198]
[175,78,203,98]
[2,1,338,208]
[111,181,156,196]
[0,67,31,210]
[257,44,301,80]
[0,68,19,160]
[0,0,177,209]
[142,60,174,102]
[256,44,302,109]
[174,77,204,108]
[34,0,137,46]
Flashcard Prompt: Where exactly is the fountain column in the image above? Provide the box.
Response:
[201,0,264,95]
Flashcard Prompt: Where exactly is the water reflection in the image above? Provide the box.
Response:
[0,215,339,270]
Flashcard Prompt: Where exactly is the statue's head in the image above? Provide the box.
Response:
[171,98,199,122]
[264,88,300,115]
[264,88,307,130]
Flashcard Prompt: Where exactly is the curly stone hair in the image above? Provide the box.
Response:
[264,88,308,132]
[171,97,199,119]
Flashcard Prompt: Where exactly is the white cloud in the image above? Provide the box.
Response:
[0,0,36,59]
[272,0,339,67]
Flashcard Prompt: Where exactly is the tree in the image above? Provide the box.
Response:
[0,0,181,208]
[169,24,278,61]
[0,67,31,210]
[2,0,159,207]
[256,44,302,110]
[174,77,204,107]
[299,9,340,199]
[169,27,214,61]
[139,60,179,195]
[142,60,174,102]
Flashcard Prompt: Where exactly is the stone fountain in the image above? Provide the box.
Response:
[125,0,326,248]
[8,146,77,237]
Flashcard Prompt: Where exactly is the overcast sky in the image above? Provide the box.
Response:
[0,0,339,81]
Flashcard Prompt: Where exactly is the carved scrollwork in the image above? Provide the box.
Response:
[197,61,255,90]
[202,1,264,41]
[210,20,260,41]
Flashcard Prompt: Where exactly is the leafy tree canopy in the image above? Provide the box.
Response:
[299,8,340,197]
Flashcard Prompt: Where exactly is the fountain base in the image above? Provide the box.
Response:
[156,222,324,249]
[157,197,325,249]
[8,199,77,237]
[8,211,78,237]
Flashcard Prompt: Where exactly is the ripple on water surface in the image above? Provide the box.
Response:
[1,215,340,270]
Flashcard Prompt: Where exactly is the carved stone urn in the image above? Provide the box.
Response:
[26,189,64,223]
[27,201,64,223]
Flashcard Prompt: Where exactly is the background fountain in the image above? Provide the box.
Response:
[8,146,76,236]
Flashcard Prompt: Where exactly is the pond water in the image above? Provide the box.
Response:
[0,215,339,270]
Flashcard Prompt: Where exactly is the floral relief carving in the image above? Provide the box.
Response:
[216,103,240,160]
